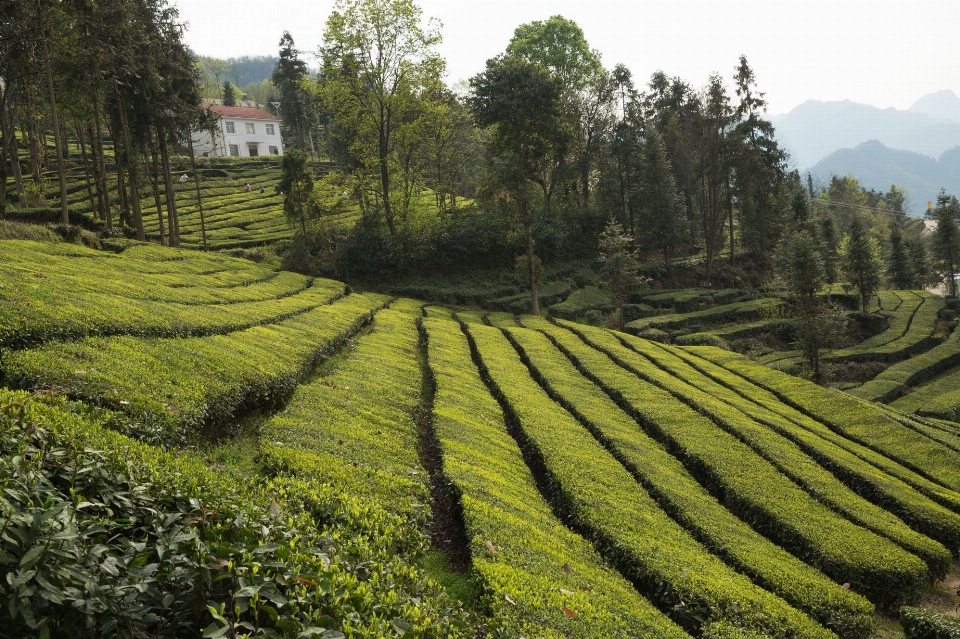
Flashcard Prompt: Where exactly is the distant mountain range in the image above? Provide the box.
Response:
[808,141,960,215]
[771,90,960,215]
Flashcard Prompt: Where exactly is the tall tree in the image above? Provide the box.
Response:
[731,55,788,273]
[320,0,443,236]
[886,221,914,289]
[691,74,734,282]
[505,15,605,214]
[777,229,844,382]
[634,127,686,263]
[598,219,645,330]
[272,32,316,154]
[222,80,237,106]
[469,55,562,316]
[278,148,316,236]
[928,189,960,297]
[643,71,699,250]
[839,215,884,312]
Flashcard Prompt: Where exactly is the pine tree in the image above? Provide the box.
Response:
[278,149,316,236]
[776,229,844,382]
[838,216,883,313]
[635,128,686,264]
[929,189,960,297]
[886,222,914,289]
[598,219,645,330]
[222,80,236,106]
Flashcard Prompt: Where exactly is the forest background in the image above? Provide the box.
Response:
[1,0,958,317]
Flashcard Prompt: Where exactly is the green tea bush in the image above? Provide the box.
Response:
[827,292,944,364]
[625,298,782,334]
[3,293,388,444]
[687,347,960,516]
[554,321,931,607]
[0,391,470,638]
[854,330,960,403]
[511,318,875,638]
[464,323,833,638]
[661,344,960,560]
[900,607,960,639]
[688,348,960,494]
[259,307,429,514]
[422,318,687,638]
[548,286,610,319]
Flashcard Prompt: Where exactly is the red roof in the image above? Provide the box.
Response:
[204,105,280,121]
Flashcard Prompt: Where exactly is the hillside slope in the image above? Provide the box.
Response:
[2,240,960,637]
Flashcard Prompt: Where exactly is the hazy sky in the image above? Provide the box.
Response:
[172,0,960,115]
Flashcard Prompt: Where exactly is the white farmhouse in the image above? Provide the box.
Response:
[192,105,283,158]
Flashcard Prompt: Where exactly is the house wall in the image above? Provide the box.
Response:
[191,118,284,157]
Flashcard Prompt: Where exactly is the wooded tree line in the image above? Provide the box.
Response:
[267,0,803,310]
[0,0,207,246]
[4,0,959,314]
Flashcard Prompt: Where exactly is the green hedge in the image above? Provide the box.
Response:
[2,293,388,445]
[900,607,960,639]
[259,306,429,516]
[0,390,469,638]
[826,292,944,364]
[686,348,960,495]
[554,321,931,607]
[658,342,960,560]
[422,318,688,638]
[612,330,955,575]
[548,286,610,319]
[677,318,785,345]
[852,328,960,403]
[687,348,960,511]
[464,322,833,638]
[510,318,874,638]
[625,298,781,335]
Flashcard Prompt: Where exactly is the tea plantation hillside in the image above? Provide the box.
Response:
[11,157,355,250]
[2,240,960,638]
[13,154,450,252]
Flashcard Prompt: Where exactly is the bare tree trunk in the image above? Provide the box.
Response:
[728,186,735,269]
[41,35,69,225]
[75,122,98,216]
[92,93,112,231]
[87,125,106,220]
[0,112,7,220]
[117,100,144,239]
[8,108,26,208]
[116,156,129,229]
[526,221,539,316]
[28,117,41,184]
[379,134,396,236]
[187,135,207,249]
[146,148,165,246]
[158,125,179,247]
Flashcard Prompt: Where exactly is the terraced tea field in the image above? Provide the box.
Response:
[23,156,447,251]
[20,158,363,250]
[2,239,960,637]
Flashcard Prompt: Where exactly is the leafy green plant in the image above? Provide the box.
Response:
[423,317,686,638]
[511,317,875,637]
[900,607,960,639]
[0,392,470,638]
[464,322,833,638]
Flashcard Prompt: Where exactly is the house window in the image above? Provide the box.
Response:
[248,143,259,157]
[269,146,279,155]
[225,121,235,134]
[266,124,275,135]
[228,144,239,157]
[245,122,255,134]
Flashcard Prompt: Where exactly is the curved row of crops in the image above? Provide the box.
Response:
[2,241,960,637]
